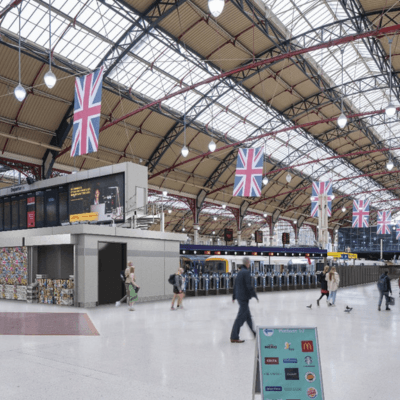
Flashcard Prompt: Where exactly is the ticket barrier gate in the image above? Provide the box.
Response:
[295,272,305,289]
[262,273,273,292]
[220,273,230,294]
[197,273,210,296]
[273,274,282,290]
[229,273,237,294]
[288,272,296,290]
[209,273,220,295]
[252,274,263,292]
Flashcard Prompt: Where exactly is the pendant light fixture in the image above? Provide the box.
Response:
[342,206,346,213]
[386,38,396,118]
[222,203,226,209]
[337,48,347,129]
[263,213,267,217]
[44,0,56,89]
[286,172,292,183]
[262,176,269,185]
[208,139,216,152]
[387,158,394,171]
[181,95,189,157]
[208,0,224,17]
[14,5,26,102]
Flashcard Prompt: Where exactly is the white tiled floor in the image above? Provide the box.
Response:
[0,282,399,400]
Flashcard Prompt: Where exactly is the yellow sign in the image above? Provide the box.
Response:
[70,212,99,223]
[328,252,357,259]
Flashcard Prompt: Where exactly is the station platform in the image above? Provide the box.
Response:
[0,282,398,400]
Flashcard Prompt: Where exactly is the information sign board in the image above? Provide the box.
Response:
[253,326,324,400]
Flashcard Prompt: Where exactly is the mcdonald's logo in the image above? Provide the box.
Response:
[301,341,314,352]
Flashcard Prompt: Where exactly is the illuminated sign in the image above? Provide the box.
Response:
[214,251,221,255]
[204,251,211,255]
[70,212,99,222]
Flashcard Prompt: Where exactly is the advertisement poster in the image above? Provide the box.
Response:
[27,197,35,228]
[69,173,124,223]
[254,326,324,400]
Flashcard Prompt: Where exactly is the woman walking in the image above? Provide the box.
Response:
[125,262,140,311]
[317,266,330,306]
[326,267,340,306]
[171,267,185,310]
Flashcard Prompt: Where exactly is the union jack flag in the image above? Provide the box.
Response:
[396,223,400,240]
[233,148,264,197]
[71,67,104,157]
[310,180,333,218]
[377,210,391,235]
[352,199,370,228]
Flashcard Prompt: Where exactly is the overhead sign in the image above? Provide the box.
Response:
[253,326,324,400]
[70,212,99,223]
[328,252,357,259]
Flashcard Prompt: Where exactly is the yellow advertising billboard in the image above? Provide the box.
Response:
[69,212,99,223]
[328,252,357,259]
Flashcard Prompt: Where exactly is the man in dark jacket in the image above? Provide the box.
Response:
[378,270,392,311]
[230,257,258,343]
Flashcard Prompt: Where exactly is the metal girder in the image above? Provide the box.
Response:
[41,0,186,178]
[0,0,23,19]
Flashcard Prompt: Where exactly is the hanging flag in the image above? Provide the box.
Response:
[396,224,400,240]
[310,180,333,218]
[377,210,391,235]
[71,67,104,157]
[233,147,263,197]
[352,199,370,228]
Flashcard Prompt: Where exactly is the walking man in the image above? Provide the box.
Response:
[378,270,392,311]
[230,257,258,343]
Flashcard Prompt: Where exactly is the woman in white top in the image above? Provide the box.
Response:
[325,267,340,306]
[125,262,140,311]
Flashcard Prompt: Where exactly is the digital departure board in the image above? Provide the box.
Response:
[59,190,68,224]
[45,189,58,227]
[11,196,18,230]
[36,191,44,228]
[19,195,26,230]
[0,199,3,231]
[69,173,124,222]
[3,197,10,231]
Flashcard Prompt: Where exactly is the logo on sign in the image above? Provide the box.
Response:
[263,329,274,337]
[307,387,318,398]
[265,387,282,392]
[284,342,294,351]
[301,341,314,352]
[283,358,298,363]
[265,344,277,349]
[265,358,279,365]
[304,356,313,365]
[305,372,316,383]
[285,368,299,380]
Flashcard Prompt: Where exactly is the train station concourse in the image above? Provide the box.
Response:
[1,0,400,399]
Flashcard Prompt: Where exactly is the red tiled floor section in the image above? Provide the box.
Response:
[0,312,99,336]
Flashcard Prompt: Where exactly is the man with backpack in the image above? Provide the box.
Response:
[169,267,185,310]
[378,270,392,311]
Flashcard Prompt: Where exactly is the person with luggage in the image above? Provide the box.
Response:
[326,267,340,306]
[125,262,140,311]
[230,257,258,343]
[378,270,392,311]
[316,266,330,306]
[170,267,185,310]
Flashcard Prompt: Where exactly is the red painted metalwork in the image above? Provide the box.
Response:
[0,0,23,19]
[100,23,400,134]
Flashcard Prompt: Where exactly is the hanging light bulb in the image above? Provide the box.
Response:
[293,220,297,224]
[162,190,168,196]
[15,5,26,102]
[208,0,224,17]
[342,206,346,213]
[208,139,216,152]
[263,213,267,217]
[168,209,172,214]
[331,194,335,200]
[387,159,394,171]
[44,0,56,89]
[182,227,185,232]
[337,48,347,129]
[222,204,226,209]
[213,216,217,221]
[248,222,251,227]
[262,176,269,185]
[286,173,292,183]
[181,145,189,157]
[337,113,347,129]
[44,69,57,89]
[386,103,396,118]
[212,231,215,235]
[14,84,26,102]
[386,39,396,119]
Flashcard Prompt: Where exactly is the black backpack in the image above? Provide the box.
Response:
[377,275,387,292]
[168,274,176,285]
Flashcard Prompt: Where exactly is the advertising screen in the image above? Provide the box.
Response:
[224,228,233,242]
[19,195,26,230]
[59,190,68,224]
[69,173,124,222]
[45,189,58,227]
[254,326,324,399]
[27,196,35,228]
[255,230,263,244]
